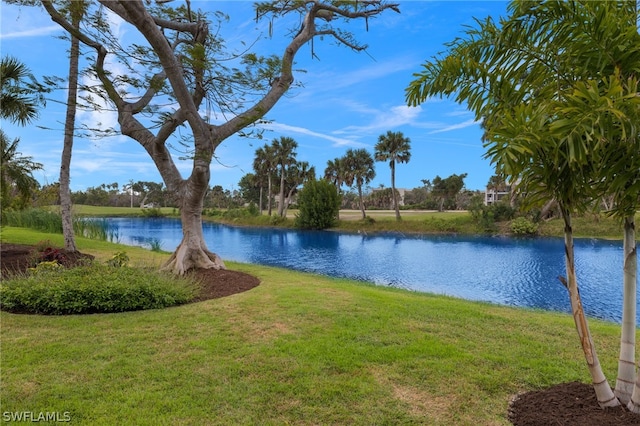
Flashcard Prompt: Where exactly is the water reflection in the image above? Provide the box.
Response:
[101,217,633,323]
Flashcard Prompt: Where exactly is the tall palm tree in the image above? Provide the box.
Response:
[343,148,375,220]
[374,131,411,221]
[254,144,277,216]
[0,56,45,126]
[272,136,298,217]
[0,130,43,210]
[324,157,346,219]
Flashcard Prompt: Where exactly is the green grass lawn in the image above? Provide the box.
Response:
[0,227,625,425]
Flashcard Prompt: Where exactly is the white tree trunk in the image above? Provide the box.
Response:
[561,210,619,408]
[618,216,639,408]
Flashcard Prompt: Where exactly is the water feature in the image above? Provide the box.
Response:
[102,217,634,323]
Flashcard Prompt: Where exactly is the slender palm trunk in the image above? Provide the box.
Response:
[258,186,263,215]
[561,208,619,408]
[357,184,366,219]
[391,161,401,221]
[617,215,638,407]
[60,8,82,253]
[267,175,273,216]
[278,167,286,217]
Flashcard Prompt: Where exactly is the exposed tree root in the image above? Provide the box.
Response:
[162,242,226,275]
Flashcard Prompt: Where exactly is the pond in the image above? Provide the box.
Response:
[101,217,635,324]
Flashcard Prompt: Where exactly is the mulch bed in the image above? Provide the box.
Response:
[1,243,639,425]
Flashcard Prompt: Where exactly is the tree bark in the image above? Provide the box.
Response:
[60,3,83,253]
[561,208,619,408]
[162,182,225,275]
[358,185,366,219]
[617,215,638,407]
[391,161,401,221]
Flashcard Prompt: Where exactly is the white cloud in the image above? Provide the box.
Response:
[428,119,478,134]
[334,104,423,136]
[262,122,365,148]
[0,26,61,39]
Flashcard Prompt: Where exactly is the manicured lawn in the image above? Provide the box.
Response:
[0,228,624,425]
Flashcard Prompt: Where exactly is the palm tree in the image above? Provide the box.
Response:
[343,148,375,219]
[374,131,411,221]
[324,157,346,219]
[0,56,45,126]
[0,131,43,210]
[272,136,298,217]
[254,144,277,216]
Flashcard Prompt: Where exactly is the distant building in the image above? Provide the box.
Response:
[484,186,512,206]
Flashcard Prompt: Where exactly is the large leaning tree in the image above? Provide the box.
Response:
[41,0,399,274]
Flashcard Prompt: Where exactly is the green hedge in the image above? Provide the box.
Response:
[0,264,200,315]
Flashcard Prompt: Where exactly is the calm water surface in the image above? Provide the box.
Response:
[103,217,635,323]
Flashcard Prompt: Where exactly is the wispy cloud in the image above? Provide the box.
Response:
[0,26,61,39]
[334,104,423,136]
[428,119,478,134]
[262,122,365,148]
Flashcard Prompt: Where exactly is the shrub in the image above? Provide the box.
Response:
[140,207,165,218]
[511,217,539,236]
[0,264,199,315]
[107,251,129,267]
[294,179,340,230]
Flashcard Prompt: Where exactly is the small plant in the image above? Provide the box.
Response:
[30,241,68,267]
[511,217,538,236]
[107,251,129,267]
[149,239,163,252]
[28,260,62,273]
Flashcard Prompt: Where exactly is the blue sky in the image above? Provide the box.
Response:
[1,1,508,193]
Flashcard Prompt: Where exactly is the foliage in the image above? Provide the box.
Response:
[106,251,129,268]
[222,206,260,220]
[294,179,340,230]
[2,209,118,242]
[431,173,467,211]
[0,131,43,210]
[1,208,62,233]
[0,55,46,126]
[511,217,538,236]
[0,263,198,315]
[35,246,68,265]
[140,207,165,218]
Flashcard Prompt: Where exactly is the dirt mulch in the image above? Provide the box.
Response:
[1,243,639,425]
[0,243,259,300]
[508,381,639,425]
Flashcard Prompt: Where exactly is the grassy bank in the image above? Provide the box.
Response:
[27,204,632,239]
[0,228,623,425]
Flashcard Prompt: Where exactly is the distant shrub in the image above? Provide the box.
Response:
[510,217,538,236]
[222,207,259,220]
[0,264,199,315]
[295,179,340,230]
[140,207,165,218]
